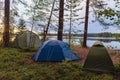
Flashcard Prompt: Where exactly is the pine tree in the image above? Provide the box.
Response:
[3,0,10,47]
[58,0,64,41]
[82,0,90,47]
[65,0,83,45]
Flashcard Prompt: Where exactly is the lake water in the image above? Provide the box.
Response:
[48,36,120,50]
[87,40,120,50]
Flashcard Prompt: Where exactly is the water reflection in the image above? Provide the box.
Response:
[87,40,120,50]
[48,36,120,50]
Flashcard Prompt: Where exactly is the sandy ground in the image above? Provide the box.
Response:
[72,46,120,64]
[72,46,120,80]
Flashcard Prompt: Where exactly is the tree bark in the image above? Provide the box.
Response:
[3,0,10,47]
[69,1,72,46]
[82,0,89,47]
[58,0,64,41]
[43,0,55,41]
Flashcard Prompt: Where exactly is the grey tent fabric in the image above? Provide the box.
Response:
[12,31,41,49]
[82,41,115,74]
[93,41,104,46]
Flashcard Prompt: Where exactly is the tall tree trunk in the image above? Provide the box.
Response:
[58,0,64,41]
[82,0,89,47]
[69,1,72,46]
[3,0,10,47]
[43,0,55,41]
[29,8,35,47]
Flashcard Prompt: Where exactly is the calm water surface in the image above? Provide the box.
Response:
[48,36,120,50]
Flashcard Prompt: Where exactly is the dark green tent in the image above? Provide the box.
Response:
[82,41,115,74]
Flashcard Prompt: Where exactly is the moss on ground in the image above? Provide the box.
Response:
[0,48,119,80]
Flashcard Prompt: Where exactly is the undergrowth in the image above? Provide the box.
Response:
[0,48,118,80]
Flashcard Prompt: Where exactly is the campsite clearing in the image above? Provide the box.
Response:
[0,48,119,80]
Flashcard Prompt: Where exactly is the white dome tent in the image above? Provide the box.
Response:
[13,31,41,49]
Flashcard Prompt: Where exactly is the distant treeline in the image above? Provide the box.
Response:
[39,32,120,37]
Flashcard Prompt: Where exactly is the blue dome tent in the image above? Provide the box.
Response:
[32,40,80,61]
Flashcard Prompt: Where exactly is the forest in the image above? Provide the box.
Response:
[0,0,120,80]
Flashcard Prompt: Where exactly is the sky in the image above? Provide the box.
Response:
[1,0,120,33]
[62,0,120,33]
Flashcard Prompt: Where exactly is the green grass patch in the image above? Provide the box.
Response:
[0,48,118,80]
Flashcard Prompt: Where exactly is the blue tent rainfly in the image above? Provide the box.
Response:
[32,40,80,62]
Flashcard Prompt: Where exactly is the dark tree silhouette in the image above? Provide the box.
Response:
[58,0,64,41]
[3,0,10,47]
[43,0,55,41]
[83,0,90,47]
